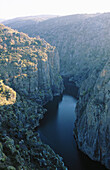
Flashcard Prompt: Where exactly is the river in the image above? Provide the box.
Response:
[38,88,107,170]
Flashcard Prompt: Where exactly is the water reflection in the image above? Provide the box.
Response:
[38,93,107,170]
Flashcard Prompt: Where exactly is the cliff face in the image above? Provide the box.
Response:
[74,60,110,169]
[0,24,63,104]
[0,24,66,169]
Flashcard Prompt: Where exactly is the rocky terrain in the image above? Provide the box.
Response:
[0,24,66,169]
[0,24,63,104]
[74,59,110,169]
[4,13,110,169]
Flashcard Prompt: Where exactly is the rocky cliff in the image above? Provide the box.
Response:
[0,24,66,169]
[74,59,110,169]
[0,24,63,104]
[4,13,110,169]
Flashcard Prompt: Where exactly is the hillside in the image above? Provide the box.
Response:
[0,81,65,169]
[2,15,58,35]
[0,19,4,22]
[0,24,65,169]
[3,13,110,169]
[0,24,63,104]
[4,13,110,86]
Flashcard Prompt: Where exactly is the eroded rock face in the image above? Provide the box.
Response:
[74,60,110,169]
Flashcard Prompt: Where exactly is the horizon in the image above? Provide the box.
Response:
[0,0,110,20]
[1,12,110,21]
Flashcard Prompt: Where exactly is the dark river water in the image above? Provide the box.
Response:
[38,89,107,170]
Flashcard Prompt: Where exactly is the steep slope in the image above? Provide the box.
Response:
[4,13,110,169]
[74,59,110,169]
[0,24,63,104]
[2,15,58,35]
[0,24,66,169]
[4,13,110,86]
[0,81,66,169]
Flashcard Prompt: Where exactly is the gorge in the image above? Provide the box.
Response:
[0,13,110,169]
[38,83,107,170]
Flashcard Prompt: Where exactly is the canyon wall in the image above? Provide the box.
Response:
[4,13,110,169]
[4,13,110,85]
[0,24,63,104]
[74,59,110,169]
[0,24,65,169]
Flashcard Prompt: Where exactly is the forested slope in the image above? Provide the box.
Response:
[0,24,65,169]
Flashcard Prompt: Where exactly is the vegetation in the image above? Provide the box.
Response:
[0,80,16,105]
[0,24,65,169]
[5,13,110,86]
[1,13,110,169]
[0,24,63,104]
